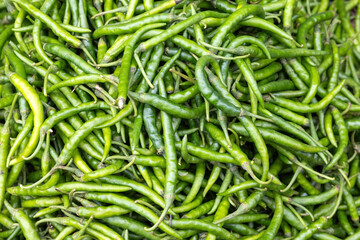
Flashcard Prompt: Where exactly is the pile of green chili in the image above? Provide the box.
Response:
[0,0,360,239]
